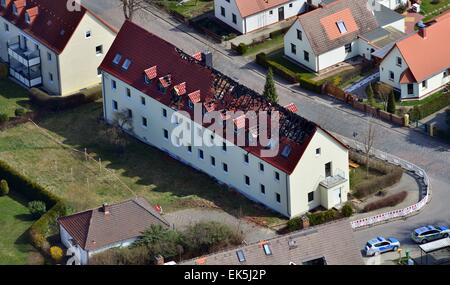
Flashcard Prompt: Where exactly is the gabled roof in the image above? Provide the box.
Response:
[0,0,116,54]
[296,0,379,55]
[100,21,348,174]
[57,197,170,251]
[180,219,363,265]
[235,0,293,18]
[387,13,450,83]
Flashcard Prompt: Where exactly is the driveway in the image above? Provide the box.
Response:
[164,209,277,244]
[83,0,450,255]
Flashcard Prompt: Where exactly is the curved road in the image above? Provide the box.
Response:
[84,0,450,258]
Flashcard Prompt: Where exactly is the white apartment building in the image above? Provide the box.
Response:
[99,20,350,218]
[214,0,308,34]
[283,0,405,72]
[0,0,116,96]
[379,13,450,100]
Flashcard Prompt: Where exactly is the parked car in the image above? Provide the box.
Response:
[365,236,400,256]
[411,225,450,244]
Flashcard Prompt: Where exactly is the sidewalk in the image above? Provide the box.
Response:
[420,106,449,131]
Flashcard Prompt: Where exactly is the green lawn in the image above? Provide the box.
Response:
[267,50,315,80]
[421,0,450,19]
[0,79,32,118]
[349,167,383,192]
[244,35,284,57]
[0,102,285,226]
[158,0,213,19]
[0,194,38,265]
[399,90,444,107]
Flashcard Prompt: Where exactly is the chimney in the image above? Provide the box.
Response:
[417,21,427,39]
[201,52,213,68]
[102,203,110,215]
[154,255,164,265]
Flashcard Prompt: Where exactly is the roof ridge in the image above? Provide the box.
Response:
[131,197,171,227]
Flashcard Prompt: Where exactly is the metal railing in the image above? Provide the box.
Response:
[334,134,431,230]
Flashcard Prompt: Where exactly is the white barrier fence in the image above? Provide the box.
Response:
[336,135,431,230]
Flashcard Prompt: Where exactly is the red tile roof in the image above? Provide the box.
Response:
[389,14,450,83]
[174,82,187,96]
[0,0,116,54]
[192,52,202,62]
[284,102,298,113]
[319,8,359,41]
[99,21,347,174]
[235,0,293,18]
[57,197,170,251]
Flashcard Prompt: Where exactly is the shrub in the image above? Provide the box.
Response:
[90,245,153,265]
[0,63,8,78]
[366,83,375,106]
[28,201,47,219]
[255,52,267,67]
[287,217,302,231]
[0,113,8,124]
[182,221,243,256]
[266,59,297,83]
[50,246,64,263]
[307,209,338,226]
[0,179,9,196]
[14,108,26,117]
[409,92,450,121]
[235,43,248,55]
[341,203,354,217]
[298,76,323,93]
[387,91,396,114]
[133,225,183,259]
[363,191,408,212]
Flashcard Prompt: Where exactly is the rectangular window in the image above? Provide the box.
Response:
[297,29,302,40]
[245,175,250,186]
[220,6,225,17]
[111,80,117,90]
[126,88,131,97]
[275,171,280,181]
[244,153,249,164]
[96,45,103,55]
[389,71,394,81]
[291,43,296,54]
[444,70,449,78]
[263,244,272,255]
[345,43,352,53]
[141,96,146,105]
[269,10,273,15]
[222,142,227,151]
[223,163,228,173]
[163,129,168,139]
[113,53,122,65]
[49,73,54,82]
[396,57,402,66]
[260,184,265,194]
[162,108,167,118]
[4,23,9,32]
[187,145,192,153]
[232,13,237,24]
[308,191,314,202]
[336,20,347,33]
[198,149,204,160]
[236,250,246,263]
[276,193,281,203]
[304,51,309,62]
[85,30,91,38]
[325,162,332,177]
[289,3,293,8]
[47,52,52,61]
[407,84,414,95]
[259,163,264,172]
[142,117,147,127]
[422,80,427,88]
[316,148,321,156]
[127,109,133,118]
[210,156,216,166]
[112,100,118,111]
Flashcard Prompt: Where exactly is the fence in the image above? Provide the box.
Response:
[334,134,431,230]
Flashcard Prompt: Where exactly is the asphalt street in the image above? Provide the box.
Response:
[83,0,450,259]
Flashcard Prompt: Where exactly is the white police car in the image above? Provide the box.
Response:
[365,236,400,256]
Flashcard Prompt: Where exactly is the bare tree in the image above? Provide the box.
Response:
[119,0,145,21]
[113,109,134,131]
[363,117,376,178]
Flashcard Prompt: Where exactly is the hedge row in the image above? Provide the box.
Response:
[409,91,450,121]
[298,76,323,94]
[0,160,67,254]
[29,85,102,111]
[363,191,407,212]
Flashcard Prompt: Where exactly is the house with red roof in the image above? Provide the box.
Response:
[284,0,405,72]
[0,0,116,96]
[379,13,450,100]
[214,0,310,34]
[98,20,350,218]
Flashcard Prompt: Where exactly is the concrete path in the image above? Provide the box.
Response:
[345,72,380,93]
[164,208,278,244]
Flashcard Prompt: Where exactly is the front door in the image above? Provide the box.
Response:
[331,188,341,206]
[278,7,284,21]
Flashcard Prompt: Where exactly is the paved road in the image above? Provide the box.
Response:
[84,0,450,258]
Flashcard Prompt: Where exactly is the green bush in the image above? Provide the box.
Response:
[90,245,154,265]
[307,209,338,226]
[363,191,407,212]
[0,113,8,124]
[287,217,302,231]
[341,203,353,217]
[28,201,47,219]
[256,52,268,67]
[0,179,9,196]
[255,52,298,83]
[14,108,26,117]
[235,43,248,55]
[133,224,183,259]
[298,76,323,93]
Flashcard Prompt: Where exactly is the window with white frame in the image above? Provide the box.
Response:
[96,45,103,55]
[85,30,92,38]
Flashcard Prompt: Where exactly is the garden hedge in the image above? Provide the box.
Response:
[409,91,450,121]
[29,85,102,111]
[298,76,323,94]
[363,191,407,212]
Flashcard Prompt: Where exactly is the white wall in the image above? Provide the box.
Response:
[416,71,450,98]
[383,18,405,33]
[380,46,405,90]
[317,41,359,71]
[60,225,89,265]
[377,0,408,10]
[214,0,244,33]
[284,20,318,71]
[289,128,349,217]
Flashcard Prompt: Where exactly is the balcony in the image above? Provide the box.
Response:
[8,43,41,67]
[9,64,42,88]
[320,173,347,189]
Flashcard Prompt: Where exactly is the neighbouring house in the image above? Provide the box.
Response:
[379,13,450,100]
[179,219,364,265]
[99,20,350,219]
[214,0,309,34]
[0,0,116,96]
[284,0,406,72]
[375,0,409,10]
[57,197,170,265]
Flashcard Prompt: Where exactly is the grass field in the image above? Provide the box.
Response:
[267,50,315,80]
[159,0,213,19]
[244,35,284,57]
[0,79,32,118]
[349,167,384,193]
[0,194,39,265]
[421,0,450,21]
[0,101,285,225]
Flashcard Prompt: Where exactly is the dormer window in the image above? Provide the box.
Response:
[113,53,122,65]
[188,90,200,109]
[25,12,30,24]
[122,58,132,70]
[1,0,6,8]
[144,75,151,85]
[158,75,172,94]
[336,20,347,34]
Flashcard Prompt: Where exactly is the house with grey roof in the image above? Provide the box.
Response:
[57,197,170,265]
[283,0,405,72]
[179,219,364,265]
